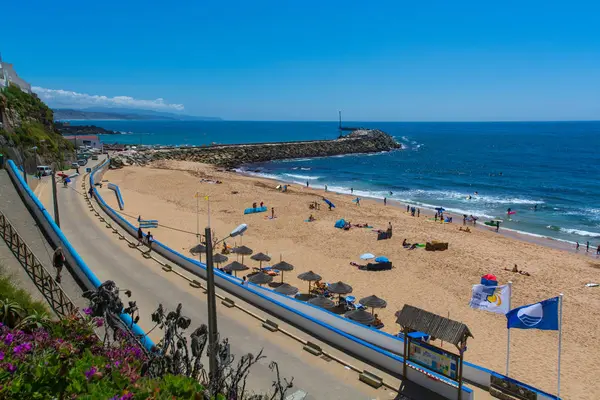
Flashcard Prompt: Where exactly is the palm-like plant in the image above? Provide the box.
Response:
[15,310,51,331]
[0,298,25,328]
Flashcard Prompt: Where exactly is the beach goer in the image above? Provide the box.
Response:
[260,201,264,208]
[137,226,144,246]
[252,202,257,209]
[496,221,500,232]
[52,247,65,283]
[271,207,275,219]
[463,215,467,225]
[389,191,393,196]
[325,185,328,192]
[146,231,154,254]
[402,238,408,247]
[88,187,94,198]
[406,205,410,213]
[350,188,354,194]
[417,208,420,217]
[383,197,387,206]
[597,245,600,255]
[308,214,315,222]
[534,204,538,211]
[576,241,580,250]
[355,197,360,206]
[434,213,438,222]
[306,181,309,188]
[587,241,590,252]
[242,276,247,285]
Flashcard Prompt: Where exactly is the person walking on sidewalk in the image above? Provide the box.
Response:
[146,231,154,254]
[137,226,144,246]
[53,247,65,283]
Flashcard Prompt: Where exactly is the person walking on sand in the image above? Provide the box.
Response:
[146,231,154,254]
[463,215,467,225]
[587,241,590,252]
[271,207,275,219]
[417,208,420,217]
[434,213,438,222]
[496,221,500,232]
[355,197,360,206]
[383,197,387,206]
[325,185,328,192]
[53,247,65,283]
[306,181,309,188]
[406,205,410,213]
[137,226,144,246]
[597,244,600,255]
[576,241,580,251]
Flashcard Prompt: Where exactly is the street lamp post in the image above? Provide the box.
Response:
[204,223,247,379]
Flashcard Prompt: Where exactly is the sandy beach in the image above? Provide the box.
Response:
[99,160,600,399]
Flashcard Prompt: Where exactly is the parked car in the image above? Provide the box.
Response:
[36,166,53,176]
[71,162,79,169]
[91,155,98,160]
[77,159,88,166]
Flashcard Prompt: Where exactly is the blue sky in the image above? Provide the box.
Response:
[2,1,599,121]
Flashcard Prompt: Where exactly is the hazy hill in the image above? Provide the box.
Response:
[53,107,222,121]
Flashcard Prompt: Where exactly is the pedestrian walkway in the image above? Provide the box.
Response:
[0,170,87,310]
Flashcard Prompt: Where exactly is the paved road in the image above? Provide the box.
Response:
[52,159,407,400]
[0,170,87,311]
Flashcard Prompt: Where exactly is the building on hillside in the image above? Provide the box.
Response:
[0,54,32,93]
[63,135,103,151]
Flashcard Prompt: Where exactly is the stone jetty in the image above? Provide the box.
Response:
[109,129,401,169]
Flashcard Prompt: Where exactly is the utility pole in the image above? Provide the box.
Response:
[51,171,60,227]
[204,227,218,379]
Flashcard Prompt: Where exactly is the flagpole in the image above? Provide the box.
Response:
[506,281,512,376]
[558,293,564,397]
[196,191,200,242]
[207,196,211,228]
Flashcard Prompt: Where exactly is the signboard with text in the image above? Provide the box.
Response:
[408,340,459,380]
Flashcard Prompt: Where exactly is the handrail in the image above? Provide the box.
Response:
[0,210,78,318]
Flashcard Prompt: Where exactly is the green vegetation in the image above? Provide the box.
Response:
[0,264,50,318]
[0,84,73,162]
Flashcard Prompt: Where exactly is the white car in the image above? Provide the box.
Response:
[36,166,53,176]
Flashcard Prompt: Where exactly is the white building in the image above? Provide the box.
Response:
[63,135,103,151]
[0,54,32,93]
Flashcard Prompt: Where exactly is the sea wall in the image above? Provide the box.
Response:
[110,129,401,168]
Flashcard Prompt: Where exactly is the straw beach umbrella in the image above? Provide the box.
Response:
[248,271,273,286]
[274,283,299,296]
[190,243,207,261]
[327,281,353,306]
[308,296,335,310]
[213,253,228,265]
[297,270,322,293]
[232,245,253,264]
[251,252,271,268]
[345,309,375,325]
[223,261,249,277]
[359,295,387,314]
[272,260,294,283]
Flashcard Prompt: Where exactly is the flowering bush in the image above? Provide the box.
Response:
[0,316,207,399]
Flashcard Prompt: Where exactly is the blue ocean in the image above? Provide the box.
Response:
[74,120,600,244]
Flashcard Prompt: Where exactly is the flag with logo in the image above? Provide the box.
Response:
[469,284,510,314]
[506,297,559,330]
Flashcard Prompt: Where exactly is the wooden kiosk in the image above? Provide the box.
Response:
[396,305,473,400]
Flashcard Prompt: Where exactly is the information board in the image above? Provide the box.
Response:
[408,340,459,380]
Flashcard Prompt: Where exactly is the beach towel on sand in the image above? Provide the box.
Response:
[244,206,267,215]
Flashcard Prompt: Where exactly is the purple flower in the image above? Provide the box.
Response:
[95,318,104,327]
[83,307,93,315]
[114,361,120,367]
[0,351,4,360]
[5,363,16,373]
[4,333,13,345]
[84,366,97,380]
[13,342,32,355]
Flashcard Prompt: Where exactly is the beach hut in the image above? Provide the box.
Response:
[248,271,273,286]
[251,252,271,268]
[344,309,375,325]
[308,296,335,310]
[274,283,299,296]
[223,261,249,277]
[272,260,294,284]
[359,295,387,314]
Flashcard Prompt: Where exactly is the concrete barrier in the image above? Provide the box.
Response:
[5,160,154,351]
[91,159,560,400]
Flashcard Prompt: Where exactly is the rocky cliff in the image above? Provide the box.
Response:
[0,84,73,171]
[110,129,401,169]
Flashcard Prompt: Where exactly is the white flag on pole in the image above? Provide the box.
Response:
[469,284,510,314]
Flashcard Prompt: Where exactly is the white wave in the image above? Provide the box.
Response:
[277,158,313,163]
[233,168,282,181]
[559,228,600,238]
[401,136,409,142]
[300,167,312,170]
[284,173,321,180]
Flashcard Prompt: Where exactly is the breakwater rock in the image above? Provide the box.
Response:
[109,129,401,169]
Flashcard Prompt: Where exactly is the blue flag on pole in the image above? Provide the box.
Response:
[506,297,560,330]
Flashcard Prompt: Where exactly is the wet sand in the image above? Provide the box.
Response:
[101,160,600,399]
